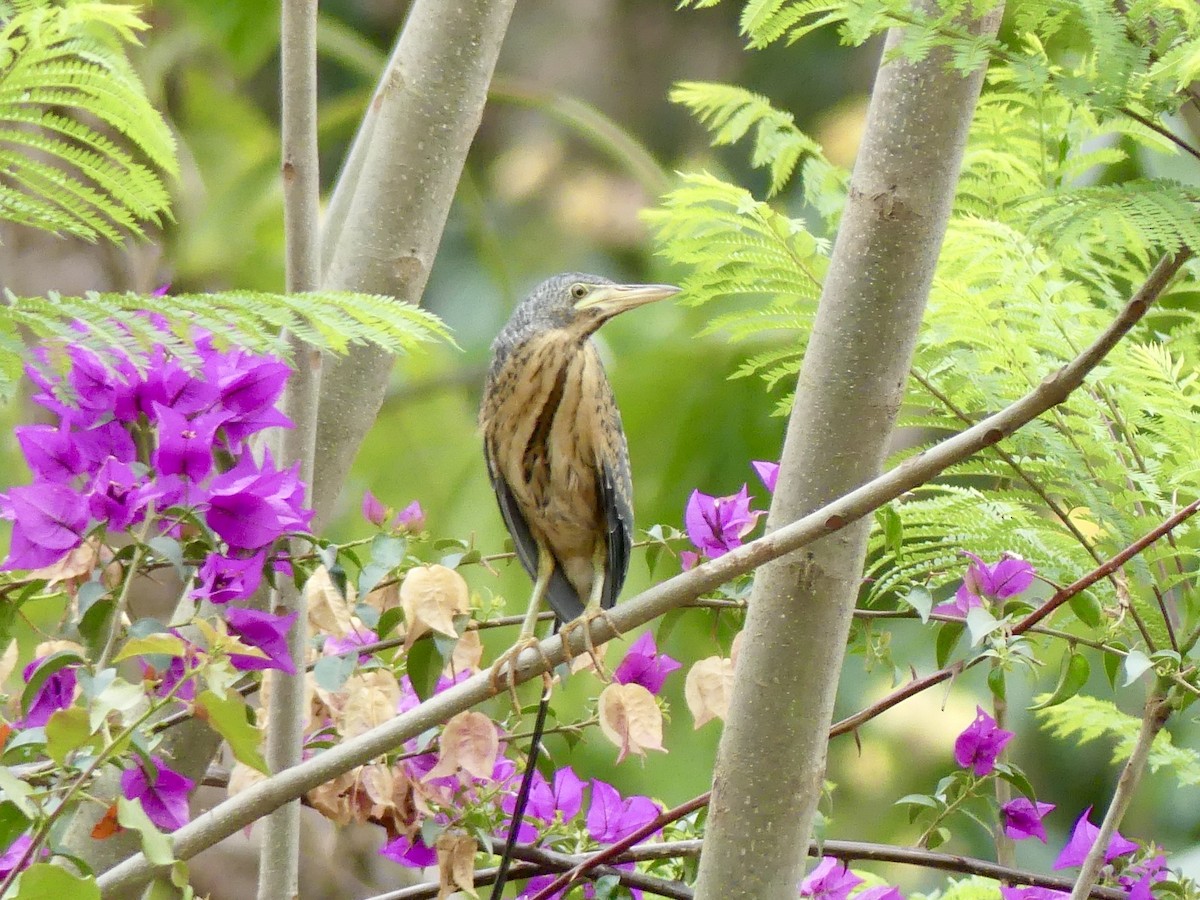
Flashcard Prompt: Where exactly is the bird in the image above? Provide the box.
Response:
[480,273,679,688]
[480,273,677,899]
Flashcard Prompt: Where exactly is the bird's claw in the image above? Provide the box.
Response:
[560,608,618,681]
[489,636,553,707]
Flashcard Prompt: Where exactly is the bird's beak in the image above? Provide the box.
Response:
[574,283,680,317]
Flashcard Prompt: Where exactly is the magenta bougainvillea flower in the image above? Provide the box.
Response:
[379,833,438,868]
[934,552,1036,618]
[362,491,424,531]
[1053,806,1139,869]
[613,631,681,696]
[0,834,35,879]
[192,550,266,605]
[798,857,863,900]
[120,756,194,832]
[954,706,1014,776]
[1000,888,1068,900]
[224,607,298,674]
[752,460,779,493]
[20,656,78,727]
[205,452,311,551]
[1001,797,1055,842]
[1,483,89,570]
[1122,855,1169,900]
[684,485,764,558]
[586,779,660,844]
[361,490,389,527]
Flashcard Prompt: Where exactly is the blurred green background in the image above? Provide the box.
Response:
[1,0,1196,893]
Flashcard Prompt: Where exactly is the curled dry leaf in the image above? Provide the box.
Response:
[598,681,666,764]
[0,641,18,686]
[685,655,735,728]
[31,538,101,590]
[730,631,743,669]
[364,581,400,613]
[446,629,483,675]
[227,760,268,798]
[305,768,360,826]
[569,640,610,675]
[424,710,499,782]
[34,638,85,658]
[306,565,355,638]
[339,670,402,739]
[401,565,469,652]
[437,830,478,899]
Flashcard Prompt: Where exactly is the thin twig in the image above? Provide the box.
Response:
[1068,688,1171,900]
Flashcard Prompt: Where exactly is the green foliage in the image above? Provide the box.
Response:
[0,0,176,242]
[669,82,821,195]
[0,289,453,400]
[1036,695,1200,787]
[655,3,1200,667]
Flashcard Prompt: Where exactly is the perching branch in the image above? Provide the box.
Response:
[95,250,1187,896]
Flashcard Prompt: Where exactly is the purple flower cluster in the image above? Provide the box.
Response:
[120,755,195,832]
[2,327,310,572]
[681,459,776,568]
[950,710,1161,898]
[515,776,662,899]
[954,707,1014,776]
[613,631,681,695]
[6,328,314,722]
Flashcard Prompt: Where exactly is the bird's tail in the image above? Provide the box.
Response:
[491,626,557,898]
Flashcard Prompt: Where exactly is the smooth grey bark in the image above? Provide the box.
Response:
[693,5,1005,898]
[311,0,518,528]
[259,0,322,896]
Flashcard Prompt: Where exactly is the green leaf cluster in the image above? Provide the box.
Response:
[0,0,177,241]
[651,7,1200,647]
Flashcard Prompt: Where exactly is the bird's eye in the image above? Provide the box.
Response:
[570,284,588,300]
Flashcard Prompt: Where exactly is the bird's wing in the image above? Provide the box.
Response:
[598,435,634,611]
[486,453,585,622]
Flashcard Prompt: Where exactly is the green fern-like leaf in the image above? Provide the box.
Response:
[1037,695,1200,787]
[0,0,176,242]
[670,82,821,195]
[0,290,453,400]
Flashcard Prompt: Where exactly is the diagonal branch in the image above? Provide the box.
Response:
[96,251,1187,896]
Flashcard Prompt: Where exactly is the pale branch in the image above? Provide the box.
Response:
[258,0,321,895]
[95,252,1186,897]
[1068,689,1171,900]
[311,0,517,529]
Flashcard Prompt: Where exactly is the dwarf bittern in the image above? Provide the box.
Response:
[481,273,679,686]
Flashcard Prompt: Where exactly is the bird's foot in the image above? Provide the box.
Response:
[489,636,553,707]
[560,608,618,681]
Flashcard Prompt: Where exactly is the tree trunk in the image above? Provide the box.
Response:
[312,0,517,528]
[693,5,1004,897]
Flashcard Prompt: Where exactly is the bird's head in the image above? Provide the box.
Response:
[513,272,680,338]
